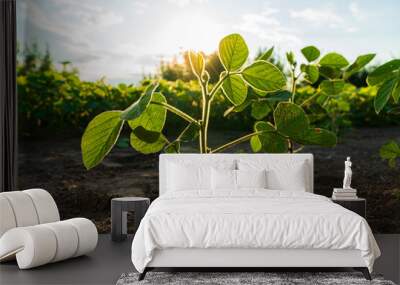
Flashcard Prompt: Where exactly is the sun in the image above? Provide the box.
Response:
[161,12,225,55]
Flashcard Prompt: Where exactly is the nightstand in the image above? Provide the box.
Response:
[331,198,366,218]
[111,197,150,242]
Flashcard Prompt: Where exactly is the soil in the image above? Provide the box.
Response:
[18,127,400,234]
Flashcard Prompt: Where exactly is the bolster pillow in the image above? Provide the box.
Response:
[0,218,98,269]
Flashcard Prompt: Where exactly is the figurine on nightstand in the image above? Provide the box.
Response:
[332,157,358,199]
[343,156,353,189]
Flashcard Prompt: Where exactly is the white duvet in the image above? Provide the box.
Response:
[131,190,380,273]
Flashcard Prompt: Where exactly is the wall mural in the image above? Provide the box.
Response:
[17,0,400,233]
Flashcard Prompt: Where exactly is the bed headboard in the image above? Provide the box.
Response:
[159,153,314,195]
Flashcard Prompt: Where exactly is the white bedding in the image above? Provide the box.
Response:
[131,190,380,273]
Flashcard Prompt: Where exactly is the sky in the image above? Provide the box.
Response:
[17,0,400,84]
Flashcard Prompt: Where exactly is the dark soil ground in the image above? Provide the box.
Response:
[18,127,400,234]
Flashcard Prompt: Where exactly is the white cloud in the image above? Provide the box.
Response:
[349,2,366,21]
[290,7,344,28]
[21,0,131,81]
[345,26,359,33]
[235,10,301,48]
[132,1,148,14]
[290,5,364,33]
[167,0,207,7]
[55,0,123,28]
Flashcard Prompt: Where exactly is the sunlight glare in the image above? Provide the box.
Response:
[162,12,224,55]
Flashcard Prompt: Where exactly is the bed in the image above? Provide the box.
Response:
[131,154,380,280]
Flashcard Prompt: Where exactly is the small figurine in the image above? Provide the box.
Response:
[343,157,353,189]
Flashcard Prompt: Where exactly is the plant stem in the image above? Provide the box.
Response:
[202,99,212,152]
[199,72,230,153]
[151,101,199,126]
[197,71,238,153]
[198,77,208,153]
[300,92,319,107]
[209,72,230,100]
[293,146,304,153]
[176,123,193,141]
[288,66,297,153]
[211,130,288,153]
[211,131,263,153]
[290,67,297,103]
[288,139,293,153]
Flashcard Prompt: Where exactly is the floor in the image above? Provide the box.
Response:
[0,235,134,285]
[0,234,399,285]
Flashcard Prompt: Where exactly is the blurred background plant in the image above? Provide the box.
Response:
[365,59,400,168]
[16,41,400,233]
[18,43,398,139]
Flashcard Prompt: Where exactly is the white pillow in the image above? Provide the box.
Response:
[167,162,211,191]
[237,159,309,192]
[266,162,307,191]
[236,169,267,189]
[211,168,236,190]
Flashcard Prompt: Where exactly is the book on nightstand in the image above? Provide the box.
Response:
[332,188,358,200]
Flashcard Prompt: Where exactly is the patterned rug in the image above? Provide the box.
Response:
[116,271,396,285]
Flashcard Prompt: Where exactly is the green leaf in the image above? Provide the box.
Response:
[295,128,337,147]
[179,122,199,142]
[301,46,320,62]
[319,52,349,69]
[374,77,397,114]
[286,51,296,65]
[319,66,342,79]
[251,101,271,120]
[301,64,319,83]
[264,90,292,102]
[223,100,252,117]
[344,54,375,78]
[130,130,166,154]
[368,72,397,87]
[274,102,309,138]
[222,74,248,105]
[165,141,181,153]
[251,121,287,153]
[388,158,396,168]
[387,106,400,115]
[132,126,161,143]
[248,88,267,97]
[392,80,400,103]
[188,51,205,79]
[116,137,130,149]
[250,135,262,152]
[320,80,345,96]
[127,92,166,132]
[120,83,158,120]
[81,111,124,170]
[218,33,249,71]
[257,46,274,61]
[380,140,400,160]
[367,59,400,86]
[242,60,286,92]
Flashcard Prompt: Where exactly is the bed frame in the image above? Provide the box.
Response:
[139,154,371,280]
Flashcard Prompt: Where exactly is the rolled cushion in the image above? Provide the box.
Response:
[0,196,17,237]
[0,226,57,268]
[0,218,98,269]
[23,189,60,224]
[65,218,98,257]
[42,221,79,262]
[0,191,39,227]
[0,189,60,238]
